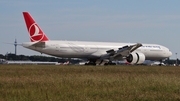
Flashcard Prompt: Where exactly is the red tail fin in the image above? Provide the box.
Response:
[23,12,49,42]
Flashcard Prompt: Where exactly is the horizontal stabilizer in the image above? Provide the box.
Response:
[3,42,22,46]
[32,41,46,48]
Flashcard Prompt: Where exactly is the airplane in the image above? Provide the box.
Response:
[22,12,172,65]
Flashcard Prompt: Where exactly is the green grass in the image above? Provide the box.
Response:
[0,65,180,101]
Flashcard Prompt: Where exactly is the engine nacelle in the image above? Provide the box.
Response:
[126,52,145,64]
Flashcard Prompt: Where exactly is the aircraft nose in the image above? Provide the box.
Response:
[168,51,172,57]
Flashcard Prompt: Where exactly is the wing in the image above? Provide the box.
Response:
[100,43,142,60]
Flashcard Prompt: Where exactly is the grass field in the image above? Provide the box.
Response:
[0,65,180,101]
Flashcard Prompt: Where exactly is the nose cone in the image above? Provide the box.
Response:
[162,46,172,58]
[168,51,172,57]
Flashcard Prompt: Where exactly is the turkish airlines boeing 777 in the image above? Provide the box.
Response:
[22,12,172,65]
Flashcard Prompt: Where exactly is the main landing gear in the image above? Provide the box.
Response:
[104,61,116,65]
[85,60,96,65]
[85,59,116,66]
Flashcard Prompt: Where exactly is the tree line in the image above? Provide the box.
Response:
[0,53,81,64]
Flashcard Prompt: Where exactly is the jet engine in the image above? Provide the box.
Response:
[126,52,145,64]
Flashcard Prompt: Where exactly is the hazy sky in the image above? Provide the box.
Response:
[0,0,180,59]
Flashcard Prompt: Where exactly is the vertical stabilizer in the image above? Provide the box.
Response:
[23,12,49,42]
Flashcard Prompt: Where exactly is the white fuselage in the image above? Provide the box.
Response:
[22,40,172,61]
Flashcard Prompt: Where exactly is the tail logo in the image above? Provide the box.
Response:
[29,23,44,42]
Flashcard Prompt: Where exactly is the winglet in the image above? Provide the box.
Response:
[23,12,49,42]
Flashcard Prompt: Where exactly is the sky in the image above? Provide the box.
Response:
[0,0,180,59]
